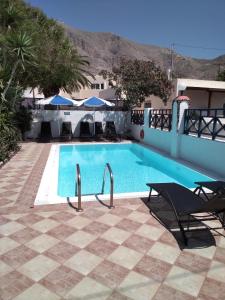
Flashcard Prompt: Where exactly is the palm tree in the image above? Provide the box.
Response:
[0,31,35,110]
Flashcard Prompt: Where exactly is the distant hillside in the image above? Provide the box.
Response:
[64,25,225,80]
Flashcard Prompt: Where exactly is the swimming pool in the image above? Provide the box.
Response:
[58,143,214,197]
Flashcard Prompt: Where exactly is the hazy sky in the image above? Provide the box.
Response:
[26,0,225,59]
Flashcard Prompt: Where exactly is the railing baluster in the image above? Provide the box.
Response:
[183,108,225,140]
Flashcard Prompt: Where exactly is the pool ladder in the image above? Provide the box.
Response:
[75,163,114,211]
[101,163,114,209]
[75,164,83,212]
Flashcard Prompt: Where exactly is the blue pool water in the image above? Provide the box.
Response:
[58,143,214,197]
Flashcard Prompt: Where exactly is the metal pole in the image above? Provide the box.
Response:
[107,163,114,209]
[76,164,83,212]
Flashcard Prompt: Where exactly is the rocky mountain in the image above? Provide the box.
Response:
[64,25,225,80]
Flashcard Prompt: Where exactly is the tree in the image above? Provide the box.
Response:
[100,58,172,109]
[0,0,93,161]
[216,69,225,81]
[0,0,93,99]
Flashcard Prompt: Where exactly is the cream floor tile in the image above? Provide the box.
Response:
[118,271,160,300]
[26,234,59,253]
[185,243,216,259]
[147,241,180,264]
[127,211,150,224]
[31,219,59,233]
[0,260,13,277]
[14,283,60,300]
[3,213,26,221]
[18,255,60,281]
[164,265,205,297]
[136,224,164,241]
[65,277,111,300]
[35,211,59,218]
[0,221,25,236]
[65,230,96,248]
[101,227,131,244]
[66,216,92,229]
[108,246,143,270]
[0,237,20,255]
[207,260,225,283]
[64,250,103,275]
[97,214,122,226]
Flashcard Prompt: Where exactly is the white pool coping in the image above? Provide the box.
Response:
[34,141,219,206]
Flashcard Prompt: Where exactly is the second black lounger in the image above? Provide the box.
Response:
[105,121,118,139]
[61,122,72,141]
[146,182,225,245]
[94,121,103,137]
[79,121,92,138]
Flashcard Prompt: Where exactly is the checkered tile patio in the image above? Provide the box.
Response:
[0,142,225,299]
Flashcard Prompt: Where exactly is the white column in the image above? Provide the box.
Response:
[144,108,151,128]
[170,100,178,158]
[170,100,190,158]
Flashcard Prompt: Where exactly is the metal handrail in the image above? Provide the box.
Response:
[75,164,83,212]
[101,163,114,208]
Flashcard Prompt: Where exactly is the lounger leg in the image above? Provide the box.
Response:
[147,187,153,203]
[178,220,188,246]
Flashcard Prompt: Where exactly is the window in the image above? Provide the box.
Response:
[90,83,101,89]
[101,83,104,89]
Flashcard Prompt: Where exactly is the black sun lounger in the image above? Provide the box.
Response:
[146,182,225,245]
[195,181,225,199]
[39,121,52,142]
[105,121,118,140]
[94,121,103,137]
[80,121,92,138]
[60,122,72,141]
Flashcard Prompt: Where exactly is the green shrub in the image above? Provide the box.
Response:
[14,106,32,140]
[0,111,21,163]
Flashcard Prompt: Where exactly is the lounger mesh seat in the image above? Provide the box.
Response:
[94,122,103,136]
[39,121,52,142]
[105,121,118,139]
[80,121,91,138]
[61,122,72,141]
[147,182,225,245]
[195,180,225,195]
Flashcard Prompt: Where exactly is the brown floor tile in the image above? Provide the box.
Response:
[199,277,225,300]
[83,221,110,236]
[123,233,154,254]
[110,207,133,217]
[175,251,211,275]
[213,246,225,263]
[153,284,195,300]
[86,237,118,259]
[134,255,171,282]
[0,215,10,225]
[116,218,142,233]
[1,245,38,268]
[0,270,34,300]
[89,260,129,289]
[9,227,40,244]
[0,199,14,207]
[40,265,83,297]
[50,211,75,222]
[107,290,131,300]
[17,214,43,226]
[159,230,178,247]
[44,241,80,264]
[82,208,106,219]
[47,224,76,240]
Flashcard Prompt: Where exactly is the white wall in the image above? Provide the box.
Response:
[28,110,127,138]
[179,134,225,178]
[130,106,225,179]
[130,109,172,154]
